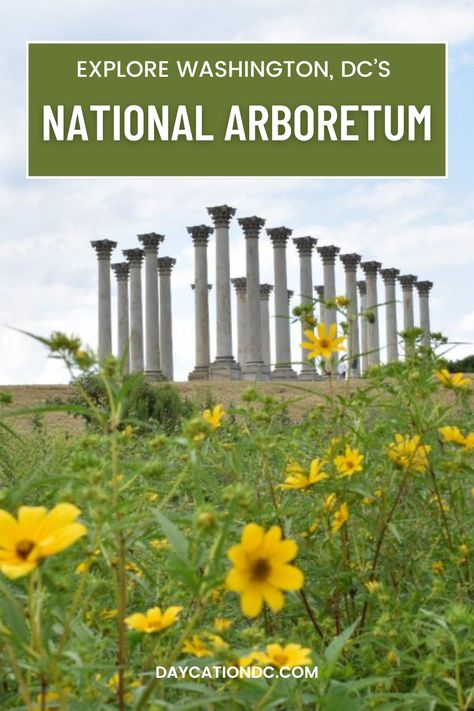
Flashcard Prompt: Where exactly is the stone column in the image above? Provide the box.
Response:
[207,205,240,380]
[314,285,325,325]
[380,268,400,362]
[187,225,213,380]
[360,261,382,368]
[157,257,176,381]
[340,253,361,376]
[123,248,145,373]
[398,274,418,355]
[293,237,318,378]
[357,281,369,373]
[231,277,247,369]
[91,239,117,361]
[138,232,164,380]
[260,284,273,368]
[317,245,341,369]
[416,281,433,348]
[268,226,297,379]
[238,216,269,380]
[111,262,130,373]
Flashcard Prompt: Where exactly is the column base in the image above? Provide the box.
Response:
[298,369,323,381]
[145,370,165,382]
[271,367,298,380]
[241,362,271,381]
[188,366,210,381]
[209,358,241,381]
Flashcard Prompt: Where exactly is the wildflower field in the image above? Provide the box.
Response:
[0,330,473,710]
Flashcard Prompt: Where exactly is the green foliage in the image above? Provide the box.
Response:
[445,353,474,373]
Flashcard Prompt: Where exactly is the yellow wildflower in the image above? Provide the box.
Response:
[262,643,312,668]
[125,562,143,577]
[149,538,170,550]
[362,497,374,505]
[324,493,337,511]
[335,295,350,307]
[122,424,134,438]
[434,369,470,390]
[460,544,468,559]
[301,323,346,361]
[202,404,224,429]
[125,606,182,633]
[75,560,91,574]
[388,434,431,473]
[365,580,381,594]
[387,651,398,667]
[463,433,474,450]
[214,617,233,632]
[0,503,87,579]
[439,426,467,446]
[182,635,211,657]
[101,609,118,620]
[331,503,349,533]
[280,458,328,490]
[146,492,159,502]
[225,523,304,618]
[334,447,364,477]
[432,561,444,575]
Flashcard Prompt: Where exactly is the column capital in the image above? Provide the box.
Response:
[317,245,340,264]
[91,239,117,259]
[314,285,324,297]
[287,289,294,303]
[111,262,130,281]
[415,280,433,296]
[138,232,165,251]
[260,283,273,299]
[380,268,400,284]
[361,260,382,276]
[231,277,247,295]
[157,257,176,275]
[123,248,145,266]
[339,253,362,271]
[267,226,292,247]
[207,204,236,227]
[191,283,212,290]
[293,236,317,256]
[238,216,266,238]
[398,274,418,289]
[187,224,214,245]
[357,280,367,295]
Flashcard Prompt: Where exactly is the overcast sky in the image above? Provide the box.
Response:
[0,0,473,383]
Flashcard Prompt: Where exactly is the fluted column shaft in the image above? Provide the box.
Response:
[260,284,273,367]
[91,239,116,361]
[416,281,433,347]
[314,285,325,325]
[361,261,381,367]
[268,227,296,378]
[399,275,418,356]
[357,281,369,373]
[123,248,145,372]
[139,233,164,379]
[381,269,400,362]
[158,257,176,380]
[318,245,340,370]
[231,278,247,368]
[294,237,317,378]
[340,253,361,376]
[111,262,130,373]
[188,225,212,379]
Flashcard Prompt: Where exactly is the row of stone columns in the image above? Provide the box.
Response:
[91,237,176,379]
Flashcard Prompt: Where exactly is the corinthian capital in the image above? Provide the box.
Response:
[207,204,236,227]
[123,248,145,266]
[187,225,214,246]
[238,216,266,238]
[317,245,340,264]
[267,226,292,247]
[91,239,117,259]
[398,274,418,290]
[260,283,273,299]
[231,277,247,295]
[339,253,362,271]
[415,280,433,296]
[111,262,130,281]
[380,268,400,285]
[157,257,176,275]
[293,236,317,256]
[138,232,165,251]
[357,280,367,295]
[361,260,382,276]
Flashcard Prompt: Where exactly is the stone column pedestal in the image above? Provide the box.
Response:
[293,236,318,380]
[123,248,145,373]
[340,253,361,377]
[138,232,164,380]
[91,239,117,361]
[268,226,297,379]
[260,284,273,367]
[416,280,433,348]
[207,205,240,380]
[357,280,369,374]
[188,225,213,380]
[231,277,247,369]
[111,262,130,373]
[381,268,400,362]
[158,257,176,381]
[239,216,270,380]
[361,261,382,368]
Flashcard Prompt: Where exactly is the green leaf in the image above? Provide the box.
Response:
[324,618,359,666]
[0,579,29,645]
[154,510,189,563]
